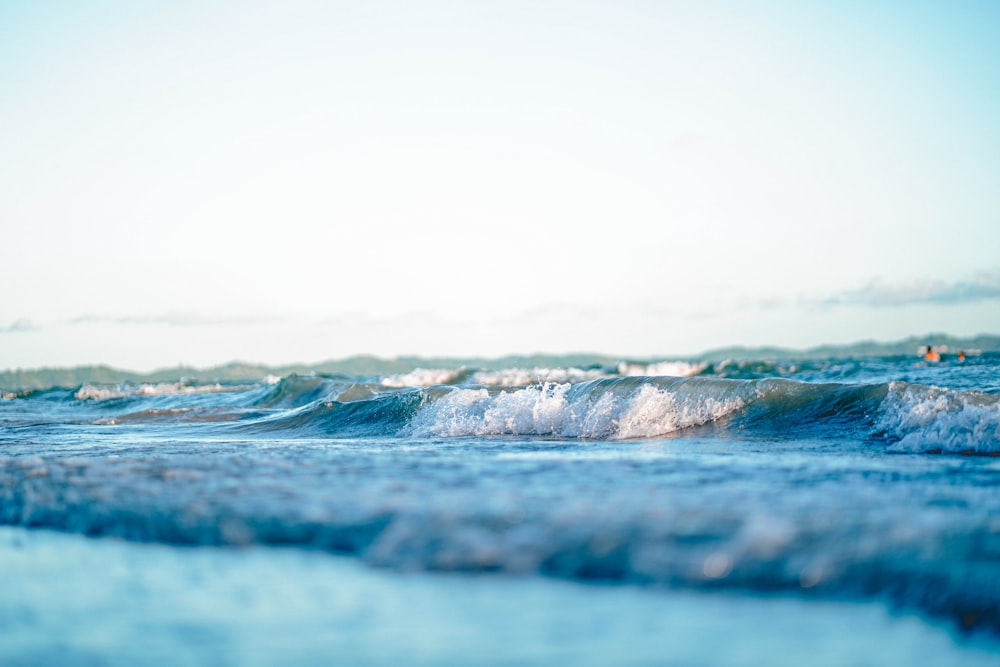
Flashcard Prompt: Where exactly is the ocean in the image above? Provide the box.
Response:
[1,352,999,665]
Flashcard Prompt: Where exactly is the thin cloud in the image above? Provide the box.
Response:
[821,270,1000,308]
[0,319,39,333]
[493,302,691,327]
[66,313,284,327]
[315,311,447,328]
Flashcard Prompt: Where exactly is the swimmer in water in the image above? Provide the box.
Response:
[924,344,940,362]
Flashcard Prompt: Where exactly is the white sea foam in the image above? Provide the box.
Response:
[612,384,745,439]
[406,382,746,439]
[469,367,608,386]
[877,382,1000,454]
[617,361,707,377]
[405,384,570,437]
[380,367,610,388]
[74,383,245,401]
[379,369,462,388]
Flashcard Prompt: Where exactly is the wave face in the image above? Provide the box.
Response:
[397,377,883,441]
[3,356,997,453]
[1,353,999,636]
[49,373,991,453]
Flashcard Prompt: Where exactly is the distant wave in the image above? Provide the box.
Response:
[7,366,997,454]
[378,363,703,388]
[54,375,977,454]
[237,375,996,453]
[74,381,255,401]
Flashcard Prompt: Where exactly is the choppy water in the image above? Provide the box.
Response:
[1,353,999,663]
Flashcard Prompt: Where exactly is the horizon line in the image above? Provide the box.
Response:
[2,331,997,376]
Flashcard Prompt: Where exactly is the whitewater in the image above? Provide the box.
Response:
[1,352,999,665]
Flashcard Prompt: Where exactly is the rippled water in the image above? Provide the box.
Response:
[1,353,998,663]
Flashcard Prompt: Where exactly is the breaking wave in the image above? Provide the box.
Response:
[3,354,1000,637]
[8,371,997,454]
[877,382,1000,454]
[231,376,996,453]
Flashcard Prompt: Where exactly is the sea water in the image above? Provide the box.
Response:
[1,354,998,665]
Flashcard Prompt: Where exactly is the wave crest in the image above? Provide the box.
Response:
[404,378,749,439]
[877,382,1000,454]
[74,382,251,401]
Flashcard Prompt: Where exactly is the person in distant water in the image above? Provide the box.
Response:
[924,344,940,362]
[958,350,966,362]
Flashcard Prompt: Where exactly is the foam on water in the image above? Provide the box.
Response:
[469,367,608,386]
[404,384,572,438]
[405,379,748,439]
[45,373,1000,455]
[379,368,464,387]
[75,382,250,401]
[379,367,611,387]
[398,376,997,451]
[380,362,704,388]
[877,382,1000,454]
[617,360,708,377]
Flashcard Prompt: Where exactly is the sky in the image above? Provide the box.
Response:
[1,0,999,371]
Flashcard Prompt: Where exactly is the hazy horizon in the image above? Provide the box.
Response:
[3,330,996,377]
[3,1,999,371]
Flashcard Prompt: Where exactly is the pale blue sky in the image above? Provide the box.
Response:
[2,1,998,370]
